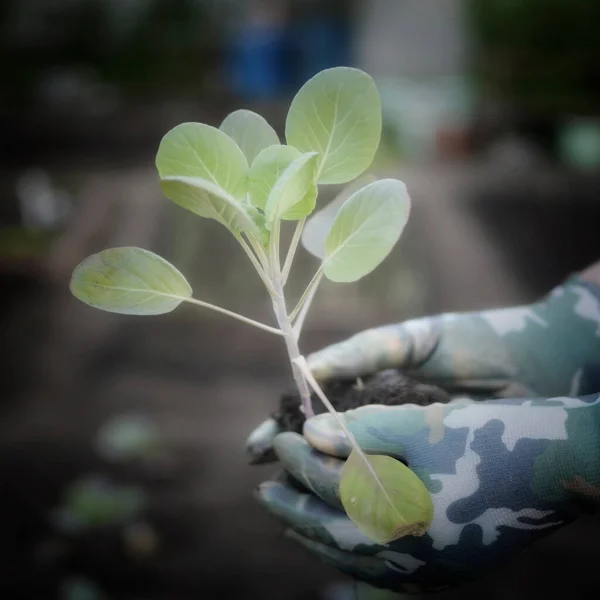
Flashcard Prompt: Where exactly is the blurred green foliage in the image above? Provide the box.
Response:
[0,0,230,107]
[468,0,600,116]
[53,475,146,533]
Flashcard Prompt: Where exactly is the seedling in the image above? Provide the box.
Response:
[70,67,434,543]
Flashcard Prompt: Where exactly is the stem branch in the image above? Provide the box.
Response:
[289,266,324,323]
[245,234,270,273]
[269,219,281,275]
[236,234,278,297]
[282,217,305,284]
[293,270,323,339]
[269,250,314,416]
[182,296,283,336]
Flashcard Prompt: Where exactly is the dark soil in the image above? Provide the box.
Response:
[272,369,451,435]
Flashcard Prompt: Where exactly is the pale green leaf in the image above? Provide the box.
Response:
[285,67,382,184]
[265,151,319,222]
[323,179,410,282]
[156,122,248,201]
[248,144,302,210]
[160,176,260,235]
[340,449,433,543]
[220,109,280,164]
[70,247,192,315]
[302,175,377,259]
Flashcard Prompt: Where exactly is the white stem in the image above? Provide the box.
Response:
[245,233,270,273]
[269,219,281,275]
[294,356,361,448]
[293,270,323,340]
[181,296,283,336]
[294,356,396,508]
[268,226,314,418]
[236,234,278,297]
[282,217,305,285]
[289,266,324,323]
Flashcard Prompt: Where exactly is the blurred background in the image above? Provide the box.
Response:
[1,1,600,599]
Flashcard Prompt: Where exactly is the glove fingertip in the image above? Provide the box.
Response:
[303,413,353,458]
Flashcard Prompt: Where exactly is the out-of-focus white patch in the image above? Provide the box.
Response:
[572,286,600,336]
[481,306,547,336]
[377,550,426,574]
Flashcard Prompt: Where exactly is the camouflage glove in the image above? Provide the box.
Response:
[307,275,600,399]
[256,394,600,593]
[247,275,600,462]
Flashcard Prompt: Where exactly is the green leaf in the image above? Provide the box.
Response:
[323,179,410,282]
[285,67,382,184]
[264,151,319,223]
[156,122,248,202]
[70,247,192,315]
[340,449,433,543]
[220,109,280,164]
[160,176,260,235]
[302,175,377,259]
[248,144,301,210]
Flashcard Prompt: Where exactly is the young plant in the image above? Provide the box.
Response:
[70,67,434,543]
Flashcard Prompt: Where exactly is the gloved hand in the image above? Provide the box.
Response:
[306,275,600,399]
[246,275,600,462]
[256,394,600,593]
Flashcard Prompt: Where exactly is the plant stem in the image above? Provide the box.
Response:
[294,356,397,508]
[289,266,324,323]
[181,296,283,336]
[293,270,323,339]
[269,219,281,275]
[267,220,314,417]
[245,233,270,273]
[272,286,315,418]
[282,217,306,285]
[236,234,278,297]
[294,356,362,449]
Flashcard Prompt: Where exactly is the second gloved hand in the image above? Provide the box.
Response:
[256,395,600,593]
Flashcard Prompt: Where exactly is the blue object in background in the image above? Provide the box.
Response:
[291,17,351,84]
[226,22,293,101]
[225,15,351,102]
